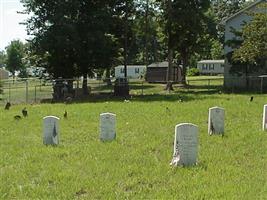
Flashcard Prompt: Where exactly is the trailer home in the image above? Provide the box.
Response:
[197,60,225,75]
[115,65,146,79]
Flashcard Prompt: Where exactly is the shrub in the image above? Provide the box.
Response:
[187,68,200,76]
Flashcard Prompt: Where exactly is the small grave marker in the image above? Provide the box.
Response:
[43,116,60,145]
[170,123,198,166]
[100,113,116,141]
[208,106,225,135]
[263,105,267,131]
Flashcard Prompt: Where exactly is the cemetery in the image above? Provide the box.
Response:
[0,89,266,199]
[0,0,266,199]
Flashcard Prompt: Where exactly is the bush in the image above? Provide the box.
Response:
[187,68,200,76]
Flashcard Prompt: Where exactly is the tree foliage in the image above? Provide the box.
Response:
[5,40,25,77]
[233,2,267,65]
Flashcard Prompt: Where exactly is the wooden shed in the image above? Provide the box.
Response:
[0,68,9,80]
[145,61,182,83]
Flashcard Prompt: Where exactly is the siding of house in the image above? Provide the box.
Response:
[114,65,146,79]
[224,0,265,89]
[197,60,224,75]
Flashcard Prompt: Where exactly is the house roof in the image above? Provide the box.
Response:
[223,0,265,24]
[115,65,146,68]
[197,60,225,64]
[148,61,180,68]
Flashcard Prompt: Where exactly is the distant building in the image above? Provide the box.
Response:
[0,68,9,80]
[146,61,182,83]
[224,0,267,89]
[114,65,146,79]
[197,60,225,75]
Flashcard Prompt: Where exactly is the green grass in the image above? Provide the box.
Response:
[1,90,266,199]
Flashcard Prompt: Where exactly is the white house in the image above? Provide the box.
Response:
[115,65,146,79]
[224,0,266,89]
[197,60,225,75]
[0,68,9,80]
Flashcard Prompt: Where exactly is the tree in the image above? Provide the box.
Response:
[211,0,246,42]
[22,0,123,95]
[226,2,267,89]
[233,2,267,65]
[159,0,210,88]
[5,40,25,78]
[0,51,6,68]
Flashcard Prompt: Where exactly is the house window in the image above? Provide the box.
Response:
[209,64,214,70]
[202,64,207,70]
[135,68,139,74]
[120,68,124,73]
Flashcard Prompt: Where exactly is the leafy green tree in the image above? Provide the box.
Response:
[233,2,267,65]
[5,40,25,78]
[0,51,6,68]
[160,0,210,87]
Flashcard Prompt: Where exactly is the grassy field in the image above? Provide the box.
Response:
[0,81,267,199]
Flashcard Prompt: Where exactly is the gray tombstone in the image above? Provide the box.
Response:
[208,106,225,135]
[100,113,116,141]
[170,123,198,166]
[263,105,267,131]
[43,116,60,145]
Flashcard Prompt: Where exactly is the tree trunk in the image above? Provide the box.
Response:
[165,0,174,91]
[82,73,89,95]
[105,68,112,86]
[165,48,174,91]
[181,49,188,85]
[124,0,128,79]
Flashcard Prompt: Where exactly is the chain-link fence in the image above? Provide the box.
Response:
[0,76,266,105]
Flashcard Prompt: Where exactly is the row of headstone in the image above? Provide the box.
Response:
[43,105,266,167]
[171,107,225,167]
[43,113,117,145]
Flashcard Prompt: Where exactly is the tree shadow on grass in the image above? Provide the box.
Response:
[40,90,223,104]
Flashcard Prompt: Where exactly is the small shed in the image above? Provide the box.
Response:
[197,60,225,75]
[0,68,9,80]
[115,65,146,79]
[146,61,182,83]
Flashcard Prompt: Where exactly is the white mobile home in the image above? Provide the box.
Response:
[115,65,146,79]
[197,60,225,75]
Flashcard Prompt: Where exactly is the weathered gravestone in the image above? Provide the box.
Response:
[263,105,267,131]
[170,123,198,166]
[43,116,60,145]
[100,113,116,141]
[208,106,225,135]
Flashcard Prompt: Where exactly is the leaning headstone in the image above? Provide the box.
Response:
[43,116,60,145]
[100,113,116,141]
[263,105,267,131]
[208,106,225,135]
[170,123,198,166]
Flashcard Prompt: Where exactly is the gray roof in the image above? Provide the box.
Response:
[148,61,180,68]
[197,60,225,64]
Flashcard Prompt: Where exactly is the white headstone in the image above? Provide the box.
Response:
[208,106,225,135]
[170,123,198,166]
[43,116,60,145]
[100,113,116,141]
[263,105,267,131]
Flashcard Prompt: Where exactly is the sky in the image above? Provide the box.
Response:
[0,0,29,51]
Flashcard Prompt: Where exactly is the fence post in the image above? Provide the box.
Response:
[208,79,210,91]
[141,81,144,96]
[35,85,37,103]
[8,82,11,102]
[26,80,28,104]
